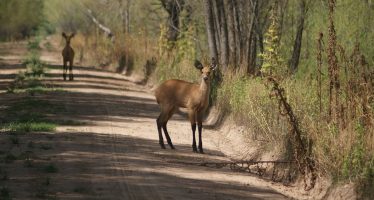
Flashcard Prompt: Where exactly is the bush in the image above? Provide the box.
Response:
[27,37,42,50]
[23,53,46,77]
[217,76,288,150]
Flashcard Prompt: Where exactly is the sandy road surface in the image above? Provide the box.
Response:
[0,41,288,199]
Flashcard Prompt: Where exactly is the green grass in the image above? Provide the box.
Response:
[8,135,19,145]
[7,98,64,115]
[0,97,63,133]
[43,163,58,173]
[2,122,56,133]
[7,50,52,93]
[73,186,90,194]
[0,172,9,181]
[27,37,41,51]
[43,177,51,186]
[57,119,86,126]
[40,144,52,150]
[26,86,64,94]
[24,158,34,168]
[27,141,35,148]
[3,153,17,163]
[44,41,53,51]
[22,52,42,67]
[0,187,11,200]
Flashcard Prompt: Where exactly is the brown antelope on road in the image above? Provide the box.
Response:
[61,32,75,81]
[155,58,217,153]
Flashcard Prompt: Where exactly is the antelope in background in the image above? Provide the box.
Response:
[155,58,217,153]
[62,32,75,81]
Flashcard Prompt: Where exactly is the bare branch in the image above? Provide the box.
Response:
[85,8,115,42]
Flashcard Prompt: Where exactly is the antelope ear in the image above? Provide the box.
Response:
[194,60,203,70]
[70,33,75,38]
[62,32,67,38]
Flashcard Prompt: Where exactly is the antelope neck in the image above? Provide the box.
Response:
[199,78,210,99]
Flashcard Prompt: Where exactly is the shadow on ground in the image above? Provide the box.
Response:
[0,59,287,199]
[0,131,284,199]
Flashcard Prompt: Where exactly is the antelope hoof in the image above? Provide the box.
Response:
[160,143,166,149]
[199,149,204,154]
[63,74,66,81]
[170,145,175,150]
[192,146,198,153]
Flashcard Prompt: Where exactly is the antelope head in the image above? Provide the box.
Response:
[194,58,218,82]
[62,32,75,45]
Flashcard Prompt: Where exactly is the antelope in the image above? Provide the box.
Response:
[61,32,75,81]
[155,58,217,153]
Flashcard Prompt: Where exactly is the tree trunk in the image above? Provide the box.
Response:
[226,0,237,68]
[257,30,264,68]
[125,0,131,33]
[277,0,288,42]
[204,0,218,60]
[119,0,131,34]
[216,0,229,70]
[86,9,115,42]
[212,0,221,52]
[289,0,306,73]
[233,0,242,63]
[246,0,258,75]
[160,0,184,42]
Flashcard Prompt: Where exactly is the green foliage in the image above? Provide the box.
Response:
[9,135,20,145]
[285,0,374,75]
[26,62,45,78]
[8,50,49,93]
[27,37,42,50]
[209,69,222,105]
[176,8,197,61]
[158,24,173,56]
[217,76,287,147]
[73,186,90,194]
[43,163,58,173]
[0,187,11,200]
[342,122,371,179]
[40,144,53,150]
[176,25,196,61]
[260,7,286,78]
[23,51,46,78]
[0,0,44,40]
[156,10,199,85]
[155,57,199,83]
[4,154,17,163]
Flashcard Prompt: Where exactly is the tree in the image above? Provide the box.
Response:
[159,0,185,42]
[0,0,44,40]
[246,0,258,75]
[215,0,229,69]
[225,0,239,67]
[289,0,308,73]
[203,0,218,61]
[118,0,132,34]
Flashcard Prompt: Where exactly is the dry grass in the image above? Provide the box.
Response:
[70,32,158,77]
[216,69,373,187]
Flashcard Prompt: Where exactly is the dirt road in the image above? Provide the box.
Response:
[0,41,288,199]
